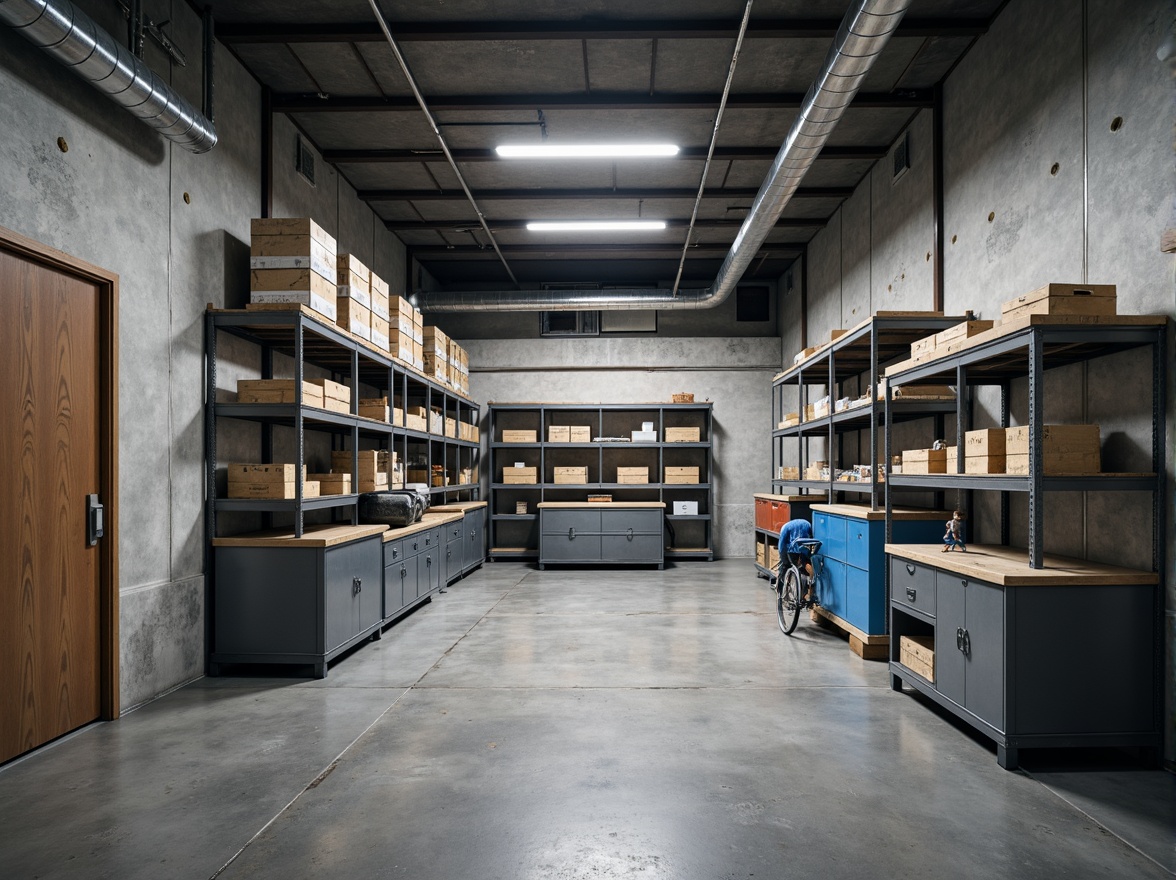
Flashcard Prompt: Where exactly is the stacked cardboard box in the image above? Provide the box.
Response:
[1001,283,1116,320]
[237,379,323,407]
[404,405,428,432]
[307,473,352,496]
[1005,424,1100,474]
[358,396,389,422]
[310,378,350,414]
[665,427,700,442]
[226,463,317,499]
[389,296,416,364]
[910,321,994,361]
[411,305,425,370]
[336,253,373,343]
[616,466,649,485]
[963,428,1006,474]
[331,450,389,492]
[901,448,947,474]
[423,326,449,383]
[249,218,338,321]
[369,272,391,350]
[664,466,700,484]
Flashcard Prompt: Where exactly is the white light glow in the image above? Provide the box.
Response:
[526,220,668,232]
[496,144,680,159]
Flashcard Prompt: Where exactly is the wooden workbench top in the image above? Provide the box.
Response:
[428,500,488,513]
[885,543,1158,586]
[537,502,666,509]
[381,510,465,541]
[753,493,826,503]
[212,523,389,548]
[813,503,951,521]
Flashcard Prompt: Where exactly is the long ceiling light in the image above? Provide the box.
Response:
[527,221,667,232]
[497,144,679,159]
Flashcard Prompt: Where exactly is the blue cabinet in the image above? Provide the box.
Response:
[811,505,945,636]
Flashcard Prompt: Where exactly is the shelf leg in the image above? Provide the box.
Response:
[1028,329,1044,569]
[997,744,1019,771]
[890,672,903,692]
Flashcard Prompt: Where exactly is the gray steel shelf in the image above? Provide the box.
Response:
[213,494,358,513]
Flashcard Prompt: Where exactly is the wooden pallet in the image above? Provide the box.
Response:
[809,606,889,660]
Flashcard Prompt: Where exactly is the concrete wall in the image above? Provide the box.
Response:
[0,0,406,710]
[802,0,1176,760]
[466,337,778,557]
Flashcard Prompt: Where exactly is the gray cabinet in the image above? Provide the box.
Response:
[463,506,486,573]
[888,551,1157,770]
[212,531,385,678]
[538,506,664,569]
[445,518,465,584]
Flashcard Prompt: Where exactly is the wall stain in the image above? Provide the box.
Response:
[985,206,1027,262]
[27,142,79,224]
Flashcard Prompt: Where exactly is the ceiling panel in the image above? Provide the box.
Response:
[586,39,656,92]
[398,41,590,95]
[231,44,319,92]
[335,162,449,190]
[289,43,382,96]
[895,36,977,89]
[289,112,438,150]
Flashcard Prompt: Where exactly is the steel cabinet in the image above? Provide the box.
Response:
[538,505,664,569]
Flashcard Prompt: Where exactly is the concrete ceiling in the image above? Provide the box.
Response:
[210,0,1008,287]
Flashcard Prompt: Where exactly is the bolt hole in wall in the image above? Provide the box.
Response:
[987,211,995,222]
[183,192,191,204]
[951,234,957,244]
[56,136,68,153]
[1050,163,1060,176]
[1110,115,1123,131]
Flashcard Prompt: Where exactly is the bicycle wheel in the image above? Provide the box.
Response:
[777,566,801,635]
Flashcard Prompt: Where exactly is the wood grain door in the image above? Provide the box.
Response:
[0,233,116,764]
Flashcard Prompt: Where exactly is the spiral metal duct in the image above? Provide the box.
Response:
[414,0,911,312]
[0,0,217,153]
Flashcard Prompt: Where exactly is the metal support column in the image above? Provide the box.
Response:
[870,330,880,509]
[1027,329,1044,568]
[828,350,836,501]
[1000,380,1010,546]
[293,319,305,537]
[203,313,218,673]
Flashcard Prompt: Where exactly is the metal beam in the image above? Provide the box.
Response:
[217,18,988,44]
[272,90,933,113]
[410,243,803,257]
[358,186,854,201]
[326,145,887,163]
[385,217,825,231]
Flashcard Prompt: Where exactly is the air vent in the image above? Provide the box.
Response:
[296,136,316,187]
[540,311,599,337]
[892,131,910,183]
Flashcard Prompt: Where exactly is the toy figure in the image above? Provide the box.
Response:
[942,509,966,552]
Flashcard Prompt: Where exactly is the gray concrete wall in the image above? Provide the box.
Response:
[803,0,1176,760]
[0,0,408,710]
[465,337,778,557]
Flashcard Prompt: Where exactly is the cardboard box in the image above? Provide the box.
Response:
[405,406,428,432]
[423,326,449,359]
[910,333,938,360]
[412,340,424,369]
[503,430,537,443]
[337,252,371,289]
[429,408,444,435]
[358,473,389,493]
[309,378,351,414]
[358,397,389,422]
[553,466,588,485]
[250,237,335,282]
[423,352,447,381]
[664,466,700,484]
[370,272,390,297]
[901,448,947,474]
[616,466,649,484]
[390,296,415,337]
[768,544,780,571]
[673,501,699,516]
[249,289,337,322]
[307,473,352,496]
[1005,424,1100,456]
[227,480,320,499]
[793,346,819,365]
[1001,283,1117,319]
[899,635,934,682]
[569,426,591,443]
[390,331,414,361]
[251,217,336,253]
[250,267,335,299]
[406,468,429,484]
[965,455,1006,474]
[445,417,458,439]
[369,273,390,320]
[778,466,800,481]
[236,379,324,408]
[671,393,694,403]
[631,430,657,443]
[894,385,956,399]
[756,540,766,568]
[331,449,387,477]
[516,501,529,514]
[337,281,371,310]
[502,466,538,484]
[1005,452,1100,475]
[369,313,390,351]
[935,320,995,347]
[665,426,701,443]
[780,413,800,428]
[965,428,1006,457]
[548,425,571,443]
[226,463,305,483]
[337,298,371,341]
[945,446,960,474]
[831,329,849,343]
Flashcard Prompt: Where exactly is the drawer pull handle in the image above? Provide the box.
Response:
[392,548,399,559]
[353,577,362,594]
[627,528,634,541]
[905,564,916,576]
[906,588,916,602]
[427,557,432,567]
[569,527,576,540]
[401,567,406,579]
[962,630,971,655]
[956,627,965,652]
[961,579,968,587]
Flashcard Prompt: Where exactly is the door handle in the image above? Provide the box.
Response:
[568,527,575,540]
[353,577,362,594]
[905,563,916,576]
[627,527,634,541]
[956,627,965,652]
[400,567,406,579]
[87,494,104,547]
[906,588,916,602]
[413,541,419,551]
[962,629,971,656]
[427,557,432,567]
[392,547,399,559]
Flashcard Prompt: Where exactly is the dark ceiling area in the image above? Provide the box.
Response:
[209,1,1008,289]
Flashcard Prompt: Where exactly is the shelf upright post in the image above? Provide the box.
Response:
[799,367,807,489]
[1151,324,1167,740]
[294,315,305,538]
[1000,380,1010,546]
[870,328,879,509]
[1027,328,1044,568]
[828,346,836,501]
[883,373,894,633]
[203,313,218,675]
[350,346,359,525]
[957,362,972,530]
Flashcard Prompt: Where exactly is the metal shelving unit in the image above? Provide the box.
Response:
[487,403,714,561]
[205,307,481,541]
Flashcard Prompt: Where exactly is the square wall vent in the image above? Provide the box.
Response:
[296,136,316,187]
[892,131,911,183]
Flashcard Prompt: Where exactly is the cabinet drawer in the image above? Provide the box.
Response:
[813,512,847,561]
[816,557,846,620]
[542,509,602,536]
[384,538,405,567]
[845,564,884,635]
[601,533,662,564]
[890,556,936,617]
[541,533,602,561]
[404,531,428,556]
[601,509,662,535]
[845,520,878,571]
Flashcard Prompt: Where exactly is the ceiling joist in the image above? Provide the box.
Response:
[407,243,802,257]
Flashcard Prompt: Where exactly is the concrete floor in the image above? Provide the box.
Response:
[0,560,1171,879]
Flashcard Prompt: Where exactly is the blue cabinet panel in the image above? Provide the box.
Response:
[816,557,846,620]
[813,512,846,560]
[845,564,884,633]
[845,520,879,571]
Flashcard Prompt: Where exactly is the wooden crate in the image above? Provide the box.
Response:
[503,429,537,443]
[909,333,938,359]
[965,455,1006,474]
[307,473,352,496]
[228,480,320,499]
[900,635,934,682]
[671,392,694,403]
[587,494,613,503]
[548,425,570,443]
[665,426,701,443]
[226,462,304,483]
[237,379,323,408]
[251,217,336,252]
[1005,424,1100,456]
[569,426,592,443]
[310,377,351,414]
[964,427,1006,457]
[778,466,800,481]
[1001,283,1117,320]
[330,449,387,477]
[894,385,956,400]
[1005,452,1100,475]
[901,448,947,474]
[553,466,588,485]
[755,539,766,568]
[664,466,700,484]
[336,297,371,341]
[616,466,649,484]
[502,466,538,484]
[358,397,389,422]
[945,446,959,475]
[934,320,995,347]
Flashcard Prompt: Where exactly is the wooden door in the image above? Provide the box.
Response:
[0,229,118,764]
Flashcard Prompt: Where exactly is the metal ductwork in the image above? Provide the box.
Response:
[0,0,217,153]
[415,0,910,313]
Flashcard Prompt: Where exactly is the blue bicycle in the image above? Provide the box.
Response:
[773,539,824,634]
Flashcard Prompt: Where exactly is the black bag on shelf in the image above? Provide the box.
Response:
[359,491,423,527]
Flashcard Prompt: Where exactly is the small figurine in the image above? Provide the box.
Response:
[942,509,967,552]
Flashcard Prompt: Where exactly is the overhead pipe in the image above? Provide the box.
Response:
[415,0,912,313]
[0,0,218,153]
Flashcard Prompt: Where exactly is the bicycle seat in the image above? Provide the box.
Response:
[795,539,822,554]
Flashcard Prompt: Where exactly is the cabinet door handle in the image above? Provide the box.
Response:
[427,557,432,567]
[627,527,634,541]
[353,577,362,594]
[956,627,965,652]
[906,588,916,602]
[962,630,971,656]
[961,579,968,587]
[413,541,419,551]
[906,564,916,576]
[568,527,575,540]
[392,548,399,559]
[400,567,406,579]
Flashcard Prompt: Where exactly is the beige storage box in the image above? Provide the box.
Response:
[616,466,649,484]
[503,429,537,443]
[236,379,323,408]
[502,466,538,484]
[553,466,588,485]
[665,427,701,443]
[900,635,935,682]
[901,448,947,474]
[1001,283,1117,320]
[664,466,700,484]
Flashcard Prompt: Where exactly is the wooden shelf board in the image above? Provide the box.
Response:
[813,503,951,521]
[212,523,387,548]
[885,543,1159,586]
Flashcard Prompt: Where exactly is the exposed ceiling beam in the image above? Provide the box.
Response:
[273,90,933,112]
[218,18,988,44]
[386,218,824,231]
[409,243,803,257]
[326,145,887,163]
[358,186,854,201]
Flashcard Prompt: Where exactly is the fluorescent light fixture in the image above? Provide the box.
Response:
[526,220,667,232]
[496,144,680,159]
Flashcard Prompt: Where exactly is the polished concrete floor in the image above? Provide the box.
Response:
[1,561,1171,879]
